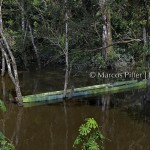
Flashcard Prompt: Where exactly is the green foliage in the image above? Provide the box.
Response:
[106,51,120,67]
[6,19,14,26]
[1,0,149,69]
[0,102,15,150]
[73,118,105,150]
[143,45,150,55]
[33,21,39,28]
[0,100,6,113]
[59,35,65,47]
[33,0,41,6]
[0,132,15,150]
[92,54,106,68]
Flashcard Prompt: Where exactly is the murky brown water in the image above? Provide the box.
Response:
[0,68,150,150]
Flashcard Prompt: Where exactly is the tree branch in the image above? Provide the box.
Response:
[86,38,142,52]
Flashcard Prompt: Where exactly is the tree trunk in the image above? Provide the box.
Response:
[28,23,41,70]
[1,77,6,101]
[99,0,113,60]
[1,52,5,76]
[21,0,25,32]
[142,1,149,62]
[18,1,29,70]
[0,2,23,106]
[63,67,69,98]
[0,34,23,105]
[148,9,150,43]
[144,1,149,45]
[143,26,148,45]
[1,48,16,85]
[63,0,69,98]
[0,0,4,77]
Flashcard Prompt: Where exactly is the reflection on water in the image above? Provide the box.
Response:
[101,94,110,111]
[0,69,150,150]
[142,79,150,121]
[0,99,150,150]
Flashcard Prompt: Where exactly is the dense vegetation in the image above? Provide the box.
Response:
[0,0,150,70]
[0,0,150,103]
[0,1,149,148]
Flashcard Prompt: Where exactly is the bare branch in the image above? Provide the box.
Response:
[86,38,142,52]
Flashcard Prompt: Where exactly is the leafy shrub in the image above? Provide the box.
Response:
[0,132,15,150]
[0,100,15,150]
[73,118,105,150]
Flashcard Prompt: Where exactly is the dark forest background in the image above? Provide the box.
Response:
[0,0,149,71]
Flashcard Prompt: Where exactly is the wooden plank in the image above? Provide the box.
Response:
[23,80,147,103]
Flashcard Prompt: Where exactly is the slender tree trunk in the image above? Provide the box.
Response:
[18,1,29,70]
[63,0,69,98]
[0,0,2,29]
[22,21,29,70]
[29,23,41,70]
[65,0,69,69]
[143,1,149,62]
[99,0,113,60]
[1,48,23,105]
[21,0,25,32]
[144,0,149,44]
[1,48,16,85]
[63,67,69,98]
[0,2,23,105]
[148,9,150,44]
[107,10,113,54]
[1,77,6,101]
[1,52,5,76]
[0,35,23,105]
[143,26,148,45]
[0,0,5,76]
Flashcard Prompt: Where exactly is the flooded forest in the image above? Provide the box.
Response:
[0,0,150,150]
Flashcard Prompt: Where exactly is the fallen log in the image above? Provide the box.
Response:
[22,80,147,104]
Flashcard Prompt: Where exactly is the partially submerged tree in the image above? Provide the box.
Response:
[0,0,23,106]
[63,0,69,98]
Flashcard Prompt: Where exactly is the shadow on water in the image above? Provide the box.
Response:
[0,69,150,150]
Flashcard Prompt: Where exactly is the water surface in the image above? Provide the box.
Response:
[0,68,150,150]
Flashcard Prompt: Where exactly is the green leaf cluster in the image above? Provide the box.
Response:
[73,118,105,150]
[33,0,41,6]
[0,100,6,113]
[0,132,15,150]
[0,101,15,150]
